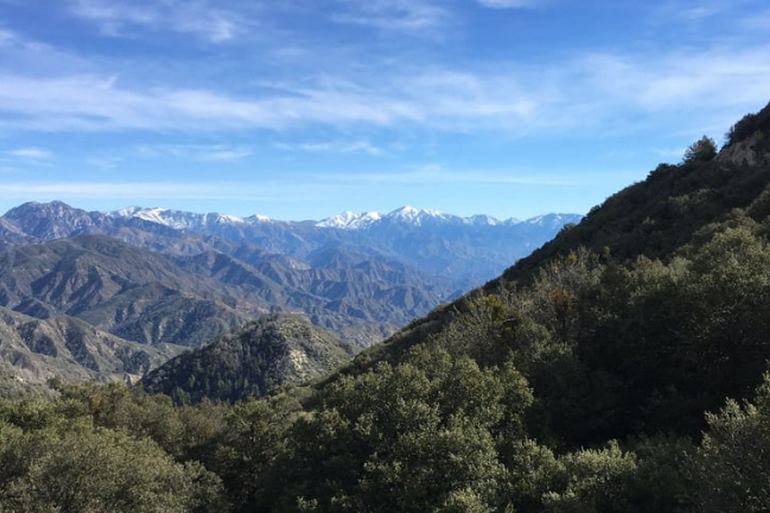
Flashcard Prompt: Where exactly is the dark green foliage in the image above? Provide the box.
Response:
[688,373,770,512]
[683,136,718,163]
[142,315,355,403]
[726,100,770,145]
[0,394,226,513]
[280,346,525,513]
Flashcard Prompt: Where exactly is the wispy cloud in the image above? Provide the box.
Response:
[0,28,53,53]
[740,8,770,30]
[6,147,53,160]
[650,0,760,25]
[320,165,577,187]
[68,0,244,42]
[0,44,768,136]
[475,0,542,8]
[0,168,577,207]
[135,144,253,161]
[86,156,123,170]
[275,140,385,156]
[0,29,15,46]
[331,0,448,31]
[652,146,687,159]
[0,181,275,200]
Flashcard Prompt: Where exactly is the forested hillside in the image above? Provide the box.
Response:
[142,315,354,403]
[2,102,770,512]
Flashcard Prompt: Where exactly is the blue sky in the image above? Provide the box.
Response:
[0,0,769,220]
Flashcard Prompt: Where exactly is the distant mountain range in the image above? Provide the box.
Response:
[0,200,580,384]
[106,204,581,288]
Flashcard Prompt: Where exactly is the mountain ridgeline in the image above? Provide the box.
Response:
[0,201,577,385]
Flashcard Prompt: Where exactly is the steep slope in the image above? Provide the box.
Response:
[0,236,259,347]
[0,231,446,358]
[0,306,184,385]
[312,102,770,444]
[175,243,446,330]
[344,102,770,373]
[142,314,354,403]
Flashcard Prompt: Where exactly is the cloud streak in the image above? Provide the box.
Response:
[322,168,577,187]
[134,144,253,161]
[0,167,577,205]
[476,0,542,8]
[0,181,276,201]
[275,140,385,156]
[6,147,53,160]
[0,44,768,137]
[331,0,448,31]
[68,0,244,42]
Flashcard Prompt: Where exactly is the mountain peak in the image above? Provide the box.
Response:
[111,206,253,229]
[3,201,99,240]
[466,214,502,226]
[316,210,382,229]
[386,206,447,223]
[246,214,272,223]
[6,200,81,216]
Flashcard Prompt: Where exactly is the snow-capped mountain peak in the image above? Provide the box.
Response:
[316,211,382,229]
[385,206,449,224]
[247,214,273,223]
[465,214,501,226]
[524,213,577,228]
[123,207,172,226]
[110,204,579,233]
[111,207,250,229]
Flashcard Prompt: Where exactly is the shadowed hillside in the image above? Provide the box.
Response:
[142,315,354,403]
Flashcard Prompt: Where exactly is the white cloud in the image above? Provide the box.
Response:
[476,0,541,8]
[86,156,123,170]
[332,0,448,31]
[740,8,770,30]
[0,29,16,46]
[135,144,253,161]
[0,181,275,200]
[652,147,688,159]
[321,166,577,186]
[68,0,243,42]
[276,140,385,156]
[7,147,53,160]
[0,44,768,137]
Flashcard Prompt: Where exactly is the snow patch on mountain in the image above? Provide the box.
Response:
[112,204,578,232]
[523,214,578,229]
[112,207,274,229]
[316,211,383,229]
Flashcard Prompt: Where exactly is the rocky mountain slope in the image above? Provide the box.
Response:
[142,314,354,403]
[0,306,183,385]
